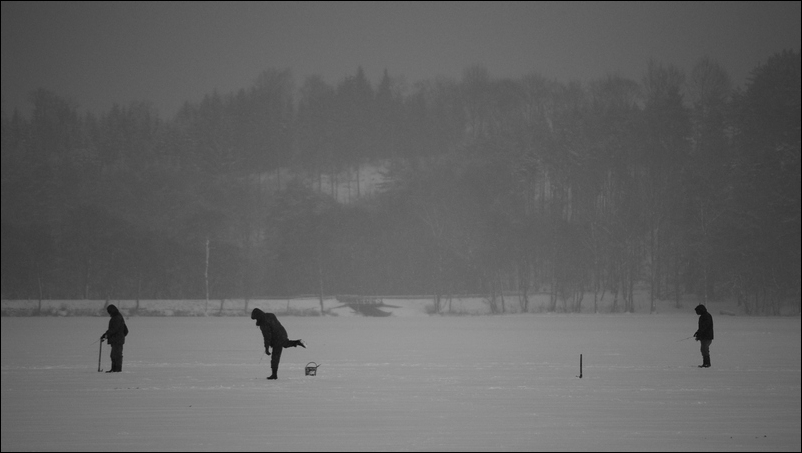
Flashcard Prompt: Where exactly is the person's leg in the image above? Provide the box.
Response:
[108,344,122,372]
[703,340,711,367]
[700,340,711,367]
[268,346,283,379]
[283,339,306,348]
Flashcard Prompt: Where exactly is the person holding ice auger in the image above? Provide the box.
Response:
[693,304,714,368]
[100,304,128,373]
[251,308,306,380]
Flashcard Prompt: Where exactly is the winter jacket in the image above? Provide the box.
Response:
[694,304,714,341]
[104,304,128,346]
[251,308,288,350]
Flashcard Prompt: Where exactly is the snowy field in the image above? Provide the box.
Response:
[2,314,800,451]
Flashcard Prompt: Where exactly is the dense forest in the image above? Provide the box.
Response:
[2,51,799,314]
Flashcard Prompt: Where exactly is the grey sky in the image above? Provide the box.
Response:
[2,1,800,118]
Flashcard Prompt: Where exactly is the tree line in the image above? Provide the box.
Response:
[1,51,799,314]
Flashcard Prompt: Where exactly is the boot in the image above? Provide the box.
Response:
[267,365,278,380]
[106,359,116,373]
[117,358,123,372]
[698,356,711,368]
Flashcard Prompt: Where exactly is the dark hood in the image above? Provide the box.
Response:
[694,304,708,315]
[251,308,265,325]
[107,304,120,317]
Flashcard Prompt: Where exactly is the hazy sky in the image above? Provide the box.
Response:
[2,1,800,118]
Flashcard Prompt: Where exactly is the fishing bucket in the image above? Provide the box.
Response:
[305,362,321,376]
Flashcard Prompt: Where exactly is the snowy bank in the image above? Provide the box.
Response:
[4,293,793,317]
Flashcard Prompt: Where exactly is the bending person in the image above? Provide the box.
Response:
[250,308,306,379]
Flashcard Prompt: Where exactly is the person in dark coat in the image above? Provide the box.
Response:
[251,308,306,380]
[693,304,714,368]
[100,304,128,373]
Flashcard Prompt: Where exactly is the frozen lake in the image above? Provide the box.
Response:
[2,314,800,451]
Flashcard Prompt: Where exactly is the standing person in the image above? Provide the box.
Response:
[250,308,306,380]
[693,304,714,368]
[100,304,128,373]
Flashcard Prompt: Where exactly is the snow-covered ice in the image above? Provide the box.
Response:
[2,314,800,451]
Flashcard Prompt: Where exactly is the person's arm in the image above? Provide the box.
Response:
[699,315,713,338]
[103,317,123,340]
[694,315,712,339]
[261,325,272,355]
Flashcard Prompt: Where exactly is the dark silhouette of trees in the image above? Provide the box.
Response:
[727,50,801,314]
[2,54,799,314]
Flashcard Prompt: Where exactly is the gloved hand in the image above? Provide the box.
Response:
[265,348,271,356]
[100,334,106,340]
